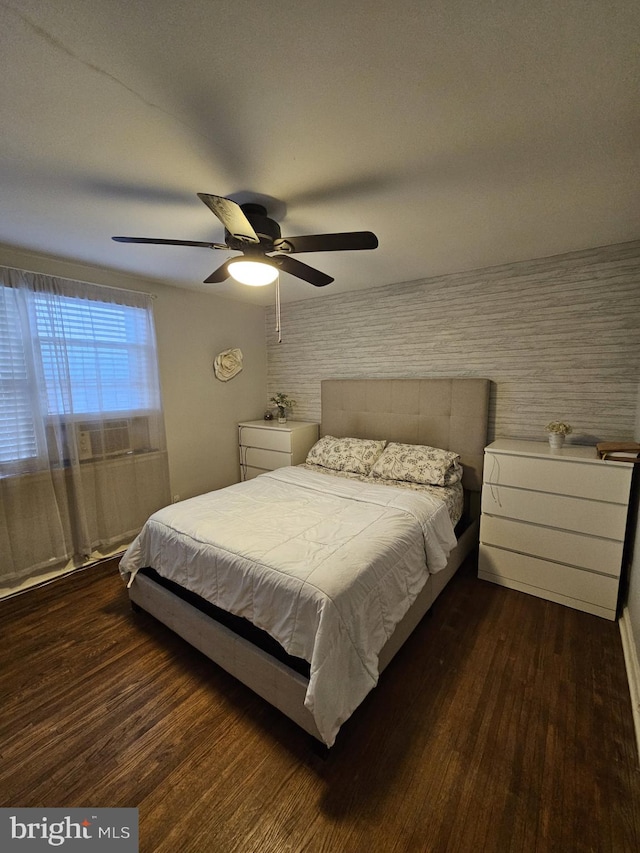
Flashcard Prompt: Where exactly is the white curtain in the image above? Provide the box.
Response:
[0,267,170,591]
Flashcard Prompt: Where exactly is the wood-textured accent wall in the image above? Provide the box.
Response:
[266,241,640,444]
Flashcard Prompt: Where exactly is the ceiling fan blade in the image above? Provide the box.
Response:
[273,231,378,254]
[197,193,259,244]
[112,236,226,248]
[275,255,334,287]
[203,259,233,284]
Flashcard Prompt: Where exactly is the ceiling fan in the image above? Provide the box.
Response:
[112,193,378,287]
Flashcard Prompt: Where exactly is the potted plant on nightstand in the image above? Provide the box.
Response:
[546,421,572,449]
[270,392,297,424]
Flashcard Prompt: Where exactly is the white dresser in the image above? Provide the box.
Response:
[478,439,633,620]
[238,420,319,481]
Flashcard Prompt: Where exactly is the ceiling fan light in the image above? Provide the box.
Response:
[228,259,278,286]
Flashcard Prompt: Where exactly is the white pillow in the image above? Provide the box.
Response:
[306,436,387,476]
[370,442,462,486]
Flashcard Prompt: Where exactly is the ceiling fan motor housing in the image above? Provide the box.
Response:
[226,203,281,251]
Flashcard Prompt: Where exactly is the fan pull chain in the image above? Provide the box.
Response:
[275,274,282,343]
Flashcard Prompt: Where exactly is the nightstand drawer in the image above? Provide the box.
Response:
[484,452,631,502]
[481,483,628,540]
[478,545,619,613]
[238,421,319,482]
[242,447,291,470]
[239,426,292,452]
[480,515,624,577]
[242,466,264,480]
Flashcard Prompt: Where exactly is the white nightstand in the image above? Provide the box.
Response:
[238,420,319,481]
[478,439,633,620]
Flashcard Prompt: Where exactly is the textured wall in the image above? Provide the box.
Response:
[266,241,640,444]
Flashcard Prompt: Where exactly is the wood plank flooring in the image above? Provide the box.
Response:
[1,556,639,852]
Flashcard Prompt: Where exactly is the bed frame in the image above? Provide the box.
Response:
[128,378,490,745]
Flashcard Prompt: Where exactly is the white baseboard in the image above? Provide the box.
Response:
[619,607,640,767]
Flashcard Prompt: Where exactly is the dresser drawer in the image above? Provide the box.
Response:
[480,515,624,577]
[239,426,292,452]
[478,544,619,614]
[481,483,628,540]
[242,447,291,471]
[484,452,631,503]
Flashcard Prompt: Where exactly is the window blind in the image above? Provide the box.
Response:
[34,293,157,416]
[0,286,38,463]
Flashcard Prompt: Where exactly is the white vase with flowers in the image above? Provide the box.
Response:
[270,392,297,424]
[546,421,572,449]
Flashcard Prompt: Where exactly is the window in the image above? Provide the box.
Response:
[0,270,165,471]
[35,293,158,417]
[0,286,38,463]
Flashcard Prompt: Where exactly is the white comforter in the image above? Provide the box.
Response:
[120,466,457,745]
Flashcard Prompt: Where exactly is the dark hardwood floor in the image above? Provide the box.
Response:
[1,555,639,852]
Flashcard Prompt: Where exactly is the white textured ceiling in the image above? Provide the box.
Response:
[1,0,638,305]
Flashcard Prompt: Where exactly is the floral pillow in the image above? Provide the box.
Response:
[370,442,462,486]
[306,436,387,476]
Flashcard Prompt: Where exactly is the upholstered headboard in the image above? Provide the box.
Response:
[321,378,490,491]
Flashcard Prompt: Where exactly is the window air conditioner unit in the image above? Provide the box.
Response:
[75,420,132,460]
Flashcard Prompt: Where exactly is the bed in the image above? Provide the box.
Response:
[120,378,490,747]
